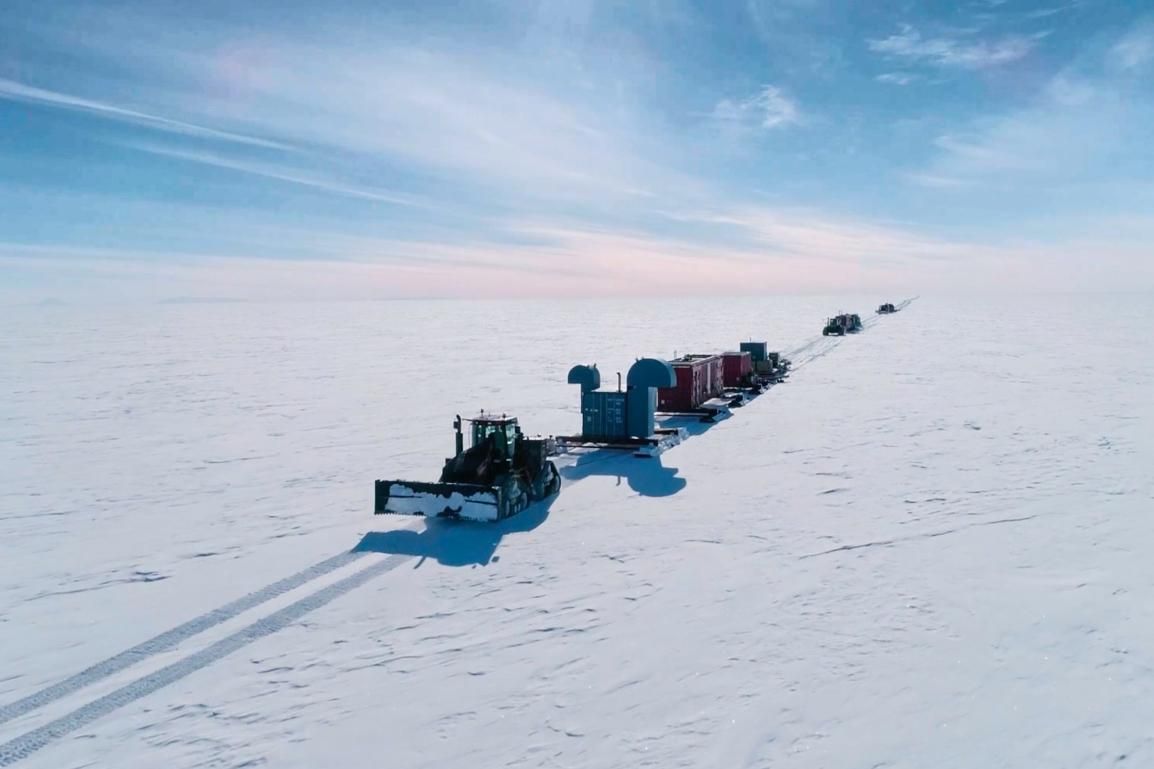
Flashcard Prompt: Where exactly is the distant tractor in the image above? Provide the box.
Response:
[823,313,862,336]
[877,302,897,314]
[374,413,560,522]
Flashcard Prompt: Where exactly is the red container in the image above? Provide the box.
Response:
[721,351,752,387]
[658,354,724,411]
[700,355,724,397]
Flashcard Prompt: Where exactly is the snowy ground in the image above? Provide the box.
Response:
[2,295,1153,768]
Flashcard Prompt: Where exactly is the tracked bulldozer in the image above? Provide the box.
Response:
[374,413,560,522]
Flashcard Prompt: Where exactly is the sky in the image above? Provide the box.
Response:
[1,0,1152,301]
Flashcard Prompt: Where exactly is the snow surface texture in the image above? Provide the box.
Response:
[2,295,1153,768]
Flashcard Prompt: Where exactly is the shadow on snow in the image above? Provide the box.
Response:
[354,495,556,568]
[357,420,707,568]
[558,449,687,498]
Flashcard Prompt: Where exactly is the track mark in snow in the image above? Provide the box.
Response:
[202,455,273,464]
[546,722,585,738]
[802,538,898,557]
[0,553,410,767]
[0,511,75,522]
[0,550,367,728]
[800,514,1039,559]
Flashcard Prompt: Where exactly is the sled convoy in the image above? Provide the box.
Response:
[375,306,900,522]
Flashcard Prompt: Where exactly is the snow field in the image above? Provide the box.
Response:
[2,295,1153,768]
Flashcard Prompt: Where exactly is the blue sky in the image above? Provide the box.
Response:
[1,0,1152,300]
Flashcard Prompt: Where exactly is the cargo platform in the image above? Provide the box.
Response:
[552,427,686,457]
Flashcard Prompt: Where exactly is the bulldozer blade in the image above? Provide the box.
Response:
[375,479,507,522]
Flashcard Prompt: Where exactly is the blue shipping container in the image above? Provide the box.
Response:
[581,390,628,440]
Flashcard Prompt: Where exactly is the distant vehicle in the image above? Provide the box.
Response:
[374,413,560,522]
[877,303,897,314]
[823,313,862,336]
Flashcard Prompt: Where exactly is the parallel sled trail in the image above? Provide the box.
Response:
[0,551,367,728]
[0,297,916,766]
[0,554,412,767]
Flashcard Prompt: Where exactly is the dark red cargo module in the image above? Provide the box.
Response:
[721,351,752,388]
[658,354,724,412]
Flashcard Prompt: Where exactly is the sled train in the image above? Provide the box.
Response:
[375,305,902,522]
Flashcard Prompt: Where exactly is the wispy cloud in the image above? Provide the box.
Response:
[712,85,801,130]
[868,25,1034,69]
[128,39,686,202]
[1025,7,1068,20]
[5,15,695,206]
[7,188,1154,302]
[0,203,1009,301]
[127,143,421,207]
[0,77,287,149]
[876,72,921,86]
[903,173,971,189]
[913,22,1154,187]
[1109,23,1154,72]
[653,205,1154,291]
[744,0,851,78]
[671,207,973,263]
[931,134,1031,172]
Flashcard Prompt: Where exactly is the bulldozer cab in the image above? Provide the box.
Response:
[467,415,520,460]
